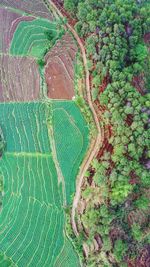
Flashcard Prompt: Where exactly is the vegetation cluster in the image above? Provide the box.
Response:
[64,0,150,266]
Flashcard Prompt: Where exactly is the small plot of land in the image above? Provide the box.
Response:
[0,7,34,53]
[52,101,89,204]
[10,18,58,58]
[45,33,78,99]
[0,0,53,20]
[0,102,51,152]
[0,55,40,102]
[54,238,81,267]
[0,252,15,266]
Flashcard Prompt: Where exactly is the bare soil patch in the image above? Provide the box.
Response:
[0,55,40,102]
[45,32,78,99]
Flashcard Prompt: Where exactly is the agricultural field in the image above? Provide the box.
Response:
[0,101,87,266]
[0,55,40,102]
[0,7,34,53]
[0,0,89,266]
[0,0,53,20]
[45,32,78,99]
[52,101,89,204]
[54,238,81,267]
[10,18,58,58]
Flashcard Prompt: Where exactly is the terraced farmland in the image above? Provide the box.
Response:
[45,32,78,99]
[0,1,89,266]
[0,103,51,152]
[10,18,58,59]
[52,101,89,204]
[0,55,40,102]
[0,154,64,267]
[0,0,53,19]
[54,238,81,267]
[0,101,86,266]
[0,7,34,53]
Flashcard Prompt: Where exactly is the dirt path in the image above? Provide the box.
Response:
[49,0,102,236]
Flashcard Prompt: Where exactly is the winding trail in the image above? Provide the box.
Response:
[49,0,102,236]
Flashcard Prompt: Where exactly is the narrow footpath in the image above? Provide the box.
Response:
[49,0,103,236]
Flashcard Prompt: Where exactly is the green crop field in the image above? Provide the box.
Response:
[54,238,81,267]
[0,154,64,267]
[10,18,58,58]
[52,101,89,204]
[0,3,89,266]
[0,251,16,267]
[0,100,88,266]
[0,102,51,153]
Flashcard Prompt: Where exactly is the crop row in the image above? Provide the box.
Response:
[54,238,81,267]
[52,101,89,204]
[0,55,40,102]
[0,154,64,267]
[0,0,53,20]
[0,7,34,53]
[0,102,51,153]
[10,18,57,58]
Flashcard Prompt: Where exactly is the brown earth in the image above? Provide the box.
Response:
[0,0,53,20]
[45,32,78,99]
[0,55,40,102]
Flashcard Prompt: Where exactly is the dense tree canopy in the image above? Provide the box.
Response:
[64,0,150,266]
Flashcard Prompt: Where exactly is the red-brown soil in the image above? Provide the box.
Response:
[45,32,78,99]
[0,7,35,53]
[0,55,40,102]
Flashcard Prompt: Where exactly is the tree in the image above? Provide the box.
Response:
[64,0,78,13]
[113,239,128,262]
[112,145,125,163]
[131,223,142,241]
[135,43,148,62]
[135,196,149,210]
[81,207,99,230]
[111,181,133,204]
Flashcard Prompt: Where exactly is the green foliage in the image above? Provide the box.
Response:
[82,187,93,199]
[71,0,150,265]
[82,207,99,230]
[113,239,128,262]
[91,87,99,101]
[135,196,149,210]
[102,236,112,251]
[64,0,79,13]
[111,182,133,205]
[131,223,142,241]
[135,43,148,62]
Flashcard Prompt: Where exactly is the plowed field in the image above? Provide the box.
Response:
[45,32,78,99]
[0,55,40,102]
